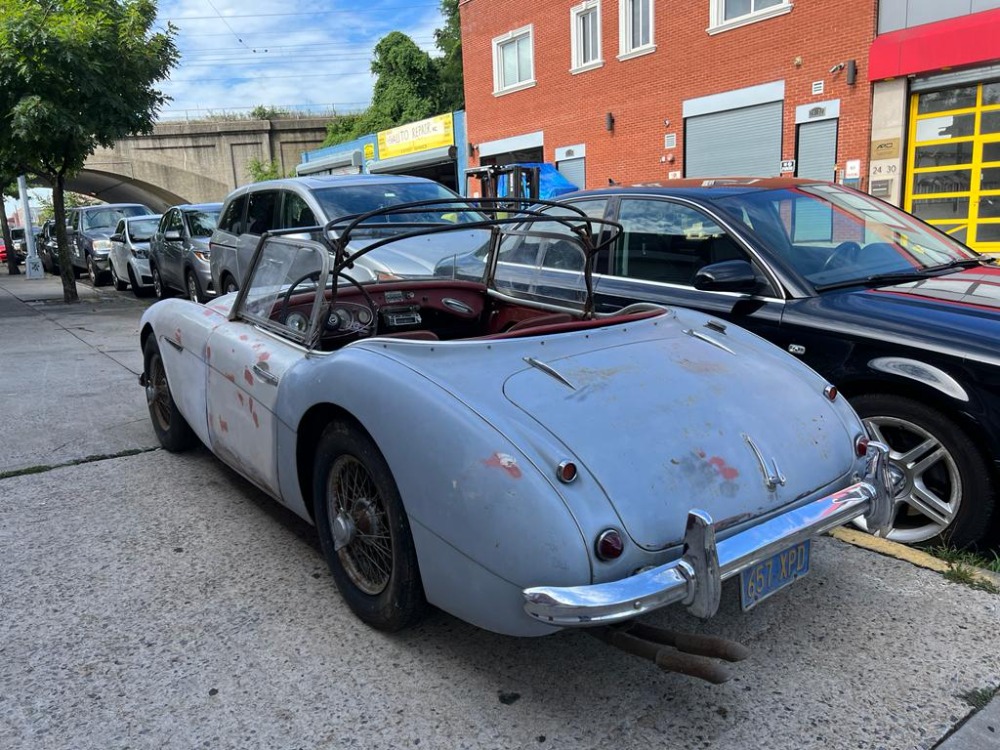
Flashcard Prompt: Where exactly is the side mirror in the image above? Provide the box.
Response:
[164,229,182,241]
[693,259,759,293]
[110,233,123,243]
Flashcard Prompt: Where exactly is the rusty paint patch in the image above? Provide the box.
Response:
[224,372,236,383]
[206,345,212,361]
[203,308,215,317]
[237,392,244,406]
[244,368,254,386]
[239,334,249,341]
[257,350,271,362]
[173,328,183,345]
[707,456,739,481]
[484,452,522,479]
[252,411,260,429]
[219,415,229,433]
[252,343,263,351]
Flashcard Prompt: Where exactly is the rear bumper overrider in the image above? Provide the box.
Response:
[523,442,891,626]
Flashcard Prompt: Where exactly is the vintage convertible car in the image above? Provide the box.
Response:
[139,200,890,678]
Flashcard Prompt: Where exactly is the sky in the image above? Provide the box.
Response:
[153,0,447,120]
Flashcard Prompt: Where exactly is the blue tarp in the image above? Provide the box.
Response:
[495,163,579,200]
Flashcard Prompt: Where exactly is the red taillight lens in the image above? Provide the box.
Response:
[556,460,577,483]
[856,435,870,457]
[824,385,838,401]
[595,529,624,560]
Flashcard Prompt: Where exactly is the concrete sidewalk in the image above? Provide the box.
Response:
[1,268,998,749]
[0,272,157,474]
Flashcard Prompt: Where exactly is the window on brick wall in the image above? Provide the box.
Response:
[618,0,655,60]
[492,25,535,95]
[708,0,792,34]
[571,1,603,73]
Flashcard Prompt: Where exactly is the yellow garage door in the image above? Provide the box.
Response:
[906,81,1000,255]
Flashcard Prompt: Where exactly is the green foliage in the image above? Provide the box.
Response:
[246,157,285,183]
[320,1,465,147]
[249,105,292,120]
[434,0,464,112]
[0,0,179,299]
[34,191,102,223]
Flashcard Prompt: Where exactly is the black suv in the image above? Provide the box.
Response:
[66,203,152,284]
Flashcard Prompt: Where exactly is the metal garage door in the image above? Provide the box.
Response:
[685,102,782,177]
[796,119,838,181]
[556,157,585,189]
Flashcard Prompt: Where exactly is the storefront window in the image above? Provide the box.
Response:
[913,143,974,168]
[917,87,977,115]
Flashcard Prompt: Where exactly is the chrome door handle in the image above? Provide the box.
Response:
[252,363,279,385]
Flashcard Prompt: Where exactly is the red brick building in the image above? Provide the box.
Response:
[460,1,877,190]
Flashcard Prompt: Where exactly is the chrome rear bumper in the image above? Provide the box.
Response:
[523,442,891,626]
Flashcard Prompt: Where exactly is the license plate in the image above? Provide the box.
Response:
[739,539,810,611]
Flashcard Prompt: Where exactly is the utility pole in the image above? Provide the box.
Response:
[18,175,42,279]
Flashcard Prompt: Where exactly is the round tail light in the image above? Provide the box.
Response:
[856,435,870,457]
[556,460,578,483]
[824,385,838,401]
[595,529,624,560]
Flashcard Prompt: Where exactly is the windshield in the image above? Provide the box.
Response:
[312,182,476,224]
[711,184,979,289]
[128,218,160,241]
[184,208,220,237]
[84,206,150,231]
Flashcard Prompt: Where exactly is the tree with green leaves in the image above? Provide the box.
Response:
[322,0,466,150]
[0,0,178,301]
[434,0,464,112]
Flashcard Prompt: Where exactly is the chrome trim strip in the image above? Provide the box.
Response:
[684,328,735,354]
[522,443,890,627]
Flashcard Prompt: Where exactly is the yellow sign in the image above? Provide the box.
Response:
[363,142,375,161]
[377,113,454,160]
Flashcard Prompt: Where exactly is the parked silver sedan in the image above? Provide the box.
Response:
[108,214,161,297]
[149,203,222,303]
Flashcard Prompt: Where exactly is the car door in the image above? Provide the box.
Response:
[592,196,787,342]
[205,236,328,498]
[109,219,128,278]
[235,190,280,285]
[161,209,186,289]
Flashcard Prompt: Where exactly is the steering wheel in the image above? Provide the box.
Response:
[321,271,380,340]
[820,241,864,272]
[278,270,322,324]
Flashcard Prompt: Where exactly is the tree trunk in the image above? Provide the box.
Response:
[1,205,21,276]
[52,174,78,303]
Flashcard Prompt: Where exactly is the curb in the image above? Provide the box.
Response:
[829,527,1000,589]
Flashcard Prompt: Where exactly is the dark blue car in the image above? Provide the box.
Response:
[536,177,1000,548]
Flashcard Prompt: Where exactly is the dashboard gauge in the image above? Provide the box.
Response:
[356,307,373,325]
[328,307,352,330]
[286,312,308,333]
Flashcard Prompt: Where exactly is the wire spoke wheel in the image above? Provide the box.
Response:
[327,455,394,595]
[147,350,173,433]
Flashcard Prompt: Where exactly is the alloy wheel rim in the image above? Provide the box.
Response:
[326,455,393,595]
[862,415,962,543]
[153,270,162,297]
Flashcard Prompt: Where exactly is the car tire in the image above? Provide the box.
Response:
[221,274,239,295]
[186,270,205,304]
[128,267,150,298]
[313,421,426,631]
[142,336,197,452]
[111,260,128,291]
[851,393,994,548]
[88,254,106,287]
[151,265,170,300]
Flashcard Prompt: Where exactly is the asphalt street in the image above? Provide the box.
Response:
[1,272,999,750]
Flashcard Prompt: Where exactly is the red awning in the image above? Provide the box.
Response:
[869,9,1000,81]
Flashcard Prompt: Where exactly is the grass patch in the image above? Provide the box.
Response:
[929,545,1000,574]
[960,685,998,711]
[0,448,158,480]
[942,564,1000,594]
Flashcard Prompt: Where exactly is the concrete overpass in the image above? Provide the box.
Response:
[71,117,330,211]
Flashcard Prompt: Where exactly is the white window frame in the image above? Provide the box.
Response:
[571,0,603,74]
[618,0,655,61]
[708,0,793,36]
[492,25,536,96]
